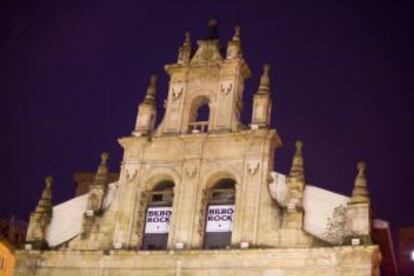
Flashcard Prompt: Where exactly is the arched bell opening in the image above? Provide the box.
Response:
[188,96,210,133]
[203,178,236,249]
[141,180,174,250]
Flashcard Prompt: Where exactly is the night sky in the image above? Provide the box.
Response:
[1,1,413,238]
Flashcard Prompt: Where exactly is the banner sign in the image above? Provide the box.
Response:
[205,205,234,232]
[144,206,172,234]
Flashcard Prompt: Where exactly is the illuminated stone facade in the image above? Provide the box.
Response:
[16,21,381,275]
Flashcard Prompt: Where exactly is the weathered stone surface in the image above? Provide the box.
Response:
[15,246,380,276]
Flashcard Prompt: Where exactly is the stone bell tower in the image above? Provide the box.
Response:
[112,20,284,250]
[157,19,251,135]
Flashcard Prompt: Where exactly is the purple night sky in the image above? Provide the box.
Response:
[0,1,413,237]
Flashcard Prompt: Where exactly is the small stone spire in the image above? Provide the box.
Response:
[226,25,243,60]
[133,75,158,136]
[350,161,370,203]
[34,176,53,214]
[257,64,271,95]
[183,31,191,47]
[25,176,53,248]
[283,141,307,229]
[232,25,240,41]
[177,32,191,64]
[94,152,109,186]
[87,152,109,214]
[289,140,305,180]
[250,64,272,128]
[143,75,157,105]
[344,161,372,245]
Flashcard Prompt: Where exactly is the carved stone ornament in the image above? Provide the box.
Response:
[247,160,260,175]
[185,165,198,178]
[220,82,233,96]
[172,86,184,101]
[125,164,139,180]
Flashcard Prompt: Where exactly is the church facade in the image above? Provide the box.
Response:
[16,21,381,275]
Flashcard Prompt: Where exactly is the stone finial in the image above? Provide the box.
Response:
[263,64,270,75]
[98,152,109,171]
[45,176,53,189]
[134,74,158,135]
[284,140,306,223]
[350,161,370,204]
[207,17,220,39]
[143,74,157,104]
[95,152,109,185]
[233,25,240,41]
[26,176,53,248]
[289,140,305,181]
[257,64,271,94]
[177,32,191,64]
[148,74,157,93]
[226,25,243,59]
[184,31,191,47]
[34,176,53,214]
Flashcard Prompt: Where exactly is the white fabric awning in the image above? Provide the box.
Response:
[45,194,88,247]
[303,185,349,243]
[45,182,118,247]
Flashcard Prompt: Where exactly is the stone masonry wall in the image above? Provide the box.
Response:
[15,245,381,276]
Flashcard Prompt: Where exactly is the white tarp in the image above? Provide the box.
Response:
[45,181,118,247]
[144,206,172,234]
[205,205,234,233]
[269,172,349,244]
[45,193,88,247]
[303,185,349,243]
